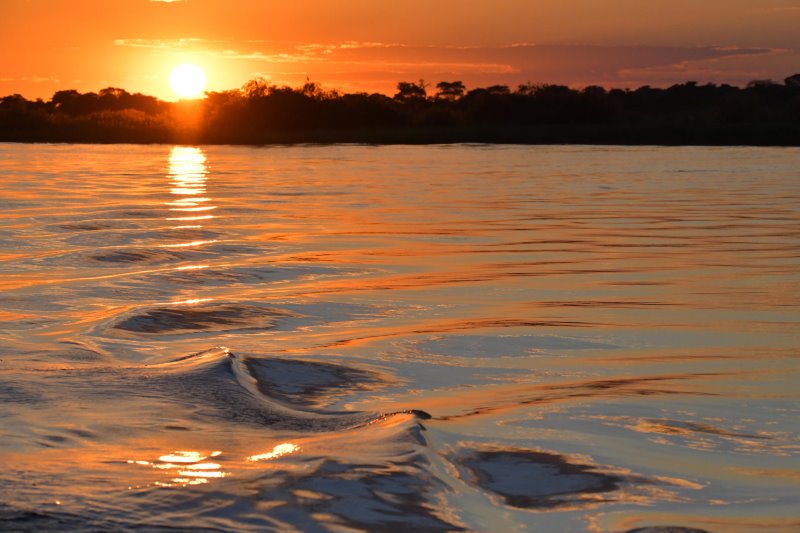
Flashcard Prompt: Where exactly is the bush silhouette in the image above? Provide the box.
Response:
[2,74,800,144]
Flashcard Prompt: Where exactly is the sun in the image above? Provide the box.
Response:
[169,64,207,99]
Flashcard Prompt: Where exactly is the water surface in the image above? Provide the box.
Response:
[1,144,798,532]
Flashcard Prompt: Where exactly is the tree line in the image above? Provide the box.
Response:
[2,74,800,145]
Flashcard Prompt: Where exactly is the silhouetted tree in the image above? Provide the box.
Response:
[582,85,606,97]
[394,80,427,101]
[3,75,800,144]
[785,74,800,88]
[516,82,538,96]
[747,79,778,89]
[0,94,30,114]
[485,85,510,96]
[435,81,466,101]
[242,78,272,98]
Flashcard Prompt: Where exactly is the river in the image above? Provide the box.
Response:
[1,144,798,532]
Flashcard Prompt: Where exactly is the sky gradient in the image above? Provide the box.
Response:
[3,0,800,100]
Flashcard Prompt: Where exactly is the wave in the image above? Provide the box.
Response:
[147,348,426,432]
[1,346,702,532]
[105,301,383,339]
[114,305,300,335]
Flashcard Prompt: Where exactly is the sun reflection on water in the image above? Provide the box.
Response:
[129,450,228,487]
[166,147,214,226]
[174,264,210,271]
[159,239,218,248]
[168,147,207,182]
[162,147,217,302]
[168,206,217,212]
[127,445,302,489]
[166,215,215,221]
[158,451,222,463]
[170,298,214,305]
[247,443,300,462]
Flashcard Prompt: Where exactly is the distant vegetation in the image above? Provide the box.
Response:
[3,75,800,145]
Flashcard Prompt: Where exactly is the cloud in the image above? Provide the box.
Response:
[112,36,787,93]
[216,50,270,61]
[312,42,770,78]
[23,76,61,83]
[1,76,60,83]
[611,47,798,88]
[239,41,775,89]
[113,38,207,49]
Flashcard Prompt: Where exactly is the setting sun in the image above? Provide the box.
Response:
[169,64,206,99]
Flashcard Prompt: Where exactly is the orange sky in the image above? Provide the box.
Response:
[2,0,800,100]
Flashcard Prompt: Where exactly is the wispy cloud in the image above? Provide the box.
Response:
[23,76,61,83]
[256,41,774,87]
[215,50,270,61]
[0,76,61,83]
[113,38,207,49]
[112,36,785,93]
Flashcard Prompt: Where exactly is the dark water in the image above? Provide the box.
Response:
[0,144,798,532]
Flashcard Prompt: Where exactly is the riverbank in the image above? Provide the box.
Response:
[4,77,799,145]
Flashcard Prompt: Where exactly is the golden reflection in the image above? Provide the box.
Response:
[170,188,206,196]
[247,443,300,462]
[183,462,223,470]
[168,197,211,206]
[166,214,215,221]
[174,264,210,271]
[177,469,227,478]
[170,297,213,305]
[168,147,207,183]
[158,450,208,463]
[159,239,218,248]
[164,146,216,309]
[169,206,217,212]
[166,146,214,225]
[131,449,228,488]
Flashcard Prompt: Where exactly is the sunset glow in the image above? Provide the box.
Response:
[169,64,206,99]
[2,1,800,100]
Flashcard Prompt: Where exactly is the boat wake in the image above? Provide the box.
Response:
[146,347,426,432]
